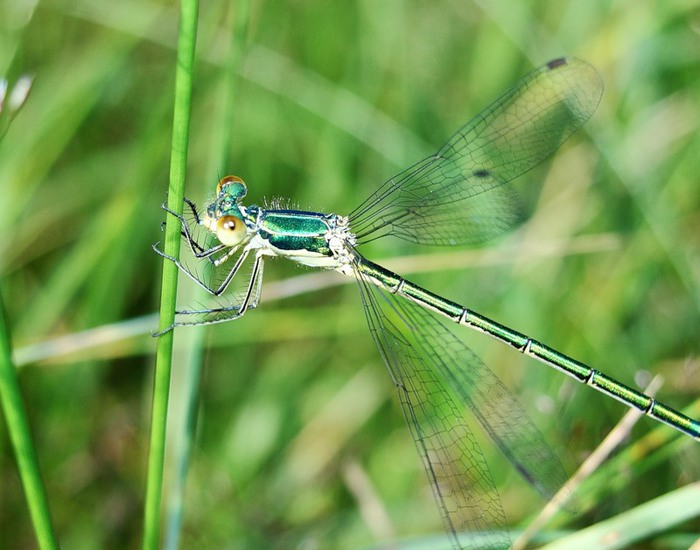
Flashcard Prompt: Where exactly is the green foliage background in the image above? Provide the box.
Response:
[1,0,699,548]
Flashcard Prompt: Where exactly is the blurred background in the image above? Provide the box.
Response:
[1,0,699,548]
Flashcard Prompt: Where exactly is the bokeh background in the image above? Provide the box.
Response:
[1,0,699,548]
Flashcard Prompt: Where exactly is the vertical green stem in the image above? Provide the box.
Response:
[0,288,58,549]
[143,1,199,548]
[163,3,252,548]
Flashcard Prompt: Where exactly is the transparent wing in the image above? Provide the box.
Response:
[355,264,569,549]
[349,57,603,245]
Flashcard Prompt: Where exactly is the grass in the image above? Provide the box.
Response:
[0,287,58,548]
[145,0,199,548]
[1,0,699,548]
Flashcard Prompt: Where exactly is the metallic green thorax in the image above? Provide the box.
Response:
[258,210,332,255]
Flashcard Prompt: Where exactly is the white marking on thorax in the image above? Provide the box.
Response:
[325,214,357,276]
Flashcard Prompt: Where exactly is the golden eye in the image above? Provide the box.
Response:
[215,215,247,247]
[216,175,247,199]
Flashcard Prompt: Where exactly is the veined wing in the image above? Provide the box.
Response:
[355,261,569,549]
[348,57,603,245]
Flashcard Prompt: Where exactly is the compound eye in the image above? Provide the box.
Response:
[216,175,247,199]
[215,215,247,247]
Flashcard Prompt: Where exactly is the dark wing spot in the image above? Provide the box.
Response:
[547,57,568,70]
[473,169,490,178]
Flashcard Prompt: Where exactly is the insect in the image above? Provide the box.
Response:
[156,57,699,549]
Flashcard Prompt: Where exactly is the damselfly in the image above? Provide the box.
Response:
[156,57,700,549]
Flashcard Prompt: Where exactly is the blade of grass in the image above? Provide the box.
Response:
[0,287,58,549]
[512,376,665,550]
[540,483,700,550]
[143,0,199,548]
[564,399,700,519]
[163,2,251,548]
[0,76,58,549]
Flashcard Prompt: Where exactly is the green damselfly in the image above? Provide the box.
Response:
[156,57,699,549]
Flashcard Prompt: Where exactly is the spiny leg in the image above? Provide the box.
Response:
[240,251,264,311]
[210,247,254,296]
[161,200,227,261]
[153,243,252,297]
[170,253,266,329]
[156,192,253,294]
